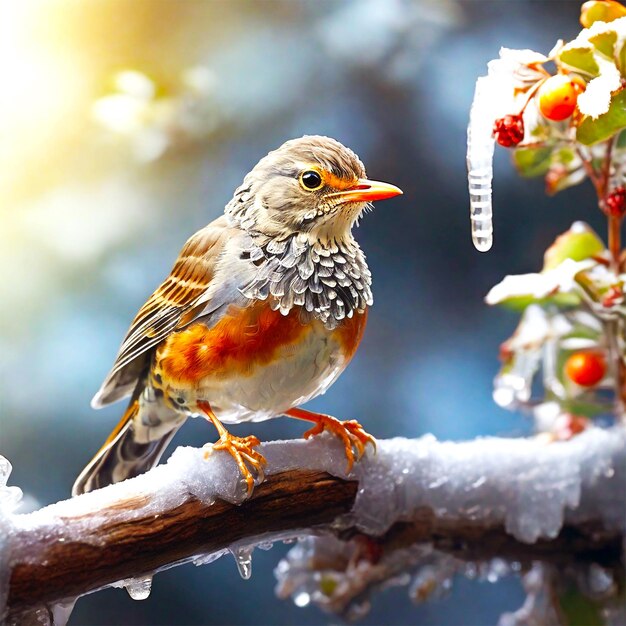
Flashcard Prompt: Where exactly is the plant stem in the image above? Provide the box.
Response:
[597,138,626,419]
[608,215,622,272]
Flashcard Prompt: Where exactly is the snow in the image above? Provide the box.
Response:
[484,259,595,306]
[1,427,625,619]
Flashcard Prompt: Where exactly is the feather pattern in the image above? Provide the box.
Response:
[239,233,372,330]
[92,216,236,407]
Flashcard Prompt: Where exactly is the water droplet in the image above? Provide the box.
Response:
[125,576,152,600]
[487,571,499,583]
[232,546,253,580]
[293,591,310,607]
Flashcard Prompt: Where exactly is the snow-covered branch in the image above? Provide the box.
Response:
[2,429,625,621]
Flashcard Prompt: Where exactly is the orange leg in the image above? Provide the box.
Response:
[197,401,266,495]
[284,407,376,471]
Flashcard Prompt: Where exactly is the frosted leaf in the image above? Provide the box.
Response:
[124,575,153,600]
[485,258,594,305]
[495,48,548,73]
[577,60,621,118]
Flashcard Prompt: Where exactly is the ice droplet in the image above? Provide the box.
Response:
[125,575,152,600]
[231,546,253,580]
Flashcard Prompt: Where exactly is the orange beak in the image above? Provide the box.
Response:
[330,178,403,204]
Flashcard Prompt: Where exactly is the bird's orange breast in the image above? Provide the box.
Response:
[333,308,367,363]
[155,301,367,385]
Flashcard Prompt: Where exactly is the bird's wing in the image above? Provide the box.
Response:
[92,215,242,408]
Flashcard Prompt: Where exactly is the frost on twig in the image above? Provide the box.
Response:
[1,428,625,623]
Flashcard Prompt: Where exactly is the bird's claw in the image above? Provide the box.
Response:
[303,415,376,471]
[204,433,266,495]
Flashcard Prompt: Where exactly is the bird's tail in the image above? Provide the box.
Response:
[72,398,183,496]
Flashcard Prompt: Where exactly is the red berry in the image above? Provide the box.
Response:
[537,74,586,121]
[605,187,626,217]
[564,352,606,387]
[493,115,524,147]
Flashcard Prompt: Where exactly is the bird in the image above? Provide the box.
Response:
[73,135,402,497]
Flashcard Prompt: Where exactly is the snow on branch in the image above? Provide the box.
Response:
[2,428,625,621]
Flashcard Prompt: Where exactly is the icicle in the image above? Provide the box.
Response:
[231,546,253,580]
[467,76,496,252]
[125,575,153,600]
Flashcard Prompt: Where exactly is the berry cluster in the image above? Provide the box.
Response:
[493,74,586,148]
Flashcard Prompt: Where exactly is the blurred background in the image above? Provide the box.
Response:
[0,0,605,624]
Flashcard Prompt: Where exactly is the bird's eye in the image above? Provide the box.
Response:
[299,170,323,191]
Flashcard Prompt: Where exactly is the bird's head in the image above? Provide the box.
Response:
[225,135,402,244]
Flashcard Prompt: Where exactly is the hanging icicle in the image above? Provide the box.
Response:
[467,48,546,252]
[467,75,496,253]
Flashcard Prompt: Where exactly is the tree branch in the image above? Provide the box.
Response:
[4,431,625,620]
[7,470,357,615]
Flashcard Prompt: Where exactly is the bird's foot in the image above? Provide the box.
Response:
[204,433,266,495]
[302,413,376,471]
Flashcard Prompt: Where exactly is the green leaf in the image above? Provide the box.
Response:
[619,41,626,75]
[496,292,580,312]
[554,147,576,164]
[576,89,626,145]
[512,147,553,177]
[560,398,609,417]
[589,31,617,58]
[558,587,605,626]
[543,223,605,270]
[559,46,600,76]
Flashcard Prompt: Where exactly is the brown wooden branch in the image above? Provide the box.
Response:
[6,470,356,617]
[5,464,622,621]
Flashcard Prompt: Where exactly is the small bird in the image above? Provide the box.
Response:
[73,136,402,496]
